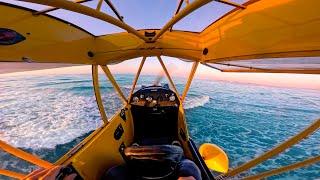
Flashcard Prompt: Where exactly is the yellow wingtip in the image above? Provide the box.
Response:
[199,143,229,173]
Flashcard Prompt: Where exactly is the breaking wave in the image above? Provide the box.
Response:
[0,93,209,149]
[184,95,210,109]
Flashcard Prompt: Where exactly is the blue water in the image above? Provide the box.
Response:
[0,74,319,180]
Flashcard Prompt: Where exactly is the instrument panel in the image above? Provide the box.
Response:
[130,85,180,107]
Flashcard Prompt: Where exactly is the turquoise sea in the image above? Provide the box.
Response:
[0,74,319,179]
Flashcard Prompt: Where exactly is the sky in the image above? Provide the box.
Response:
[1,0,320,90]
[1,57,320,91]
[2,0,246,35]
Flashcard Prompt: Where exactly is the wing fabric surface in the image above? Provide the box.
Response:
[201,0,320,74]
[0,0,319,74]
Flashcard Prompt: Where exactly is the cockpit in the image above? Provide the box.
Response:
[130,85,180,145]
[103,85,202,180]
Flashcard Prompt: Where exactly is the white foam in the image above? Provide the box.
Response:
[0,78,209,149]
[183,95,210,109]
[0,91,103,149]
[0,77,115,149]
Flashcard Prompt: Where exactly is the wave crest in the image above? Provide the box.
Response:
[184,95,210,109]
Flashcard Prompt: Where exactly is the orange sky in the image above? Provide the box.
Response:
[1,57,319,91]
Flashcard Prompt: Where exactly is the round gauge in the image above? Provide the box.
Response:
[133,96,139,102]
[140,94,144,99]
[151,100,157,107]
[169,95,176,101]
[146,96,153,102]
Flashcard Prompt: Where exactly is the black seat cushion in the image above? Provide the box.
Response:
[124,145,183,179]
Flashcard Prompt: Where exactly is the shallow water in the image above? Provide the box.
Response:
[0,74,319,180]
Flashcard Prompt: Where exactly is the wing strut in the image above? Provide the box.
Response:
[157,56,179,96]
[204,62,320,74]
[0,169,25,179]
[100,65,127,103]
[181,61,199,102]
[225,118,320,178]
[0,140,53,169]
[202,63,222,71]
[243,156,320,180]
[92,65,108,123]
[128,57,146,102]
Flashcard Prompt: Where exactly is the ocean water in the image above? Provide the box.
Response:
[0,74,319,180]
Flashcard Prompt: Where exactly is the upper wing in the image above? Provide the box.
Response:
[201,0,320,74]
[1,0,320,74]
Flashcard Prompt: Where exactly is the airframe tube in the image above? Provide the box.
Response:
[92,65,108,123]
[243,156,320,180]
[33,0,92,15]
[157,56,179,96]
[0,140,53,169]
[104,0,124,22]
[152,0,213,42]
[152,0,245,42]
[169,0,244,30]
[100,65,127,103]
[213,0,246,9]
[0,169,26,179]
[226,118,320,177]
[96,0,103,11]
[21,0,149,42]
[181,61,199,102]
[128,57,146,102]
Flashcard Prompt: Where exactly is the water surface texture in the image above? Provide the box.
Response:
[0,74,319,179]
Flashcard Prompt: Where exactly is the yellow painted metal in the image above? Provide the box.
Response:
[128,57,146,102]
[96,0,103,11]
[199,143,229,173]
[91,31,202,65]
[201,0,320,63]
[20,0,149,42]
[0,4,201,64]
[2,1,320,178]
[243,156,320,180]
[181,61,199,102]
[0,3,93,63]
[0,169,25,179]
[177,105,192,159]
[55,105,134,179]
[0,140,53,169]
[92,65,108,123]
[226,118,320,177]
[152,0,213,42]
[100,65,127,103]
[1,0,320,75]
[157,56,179,96]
